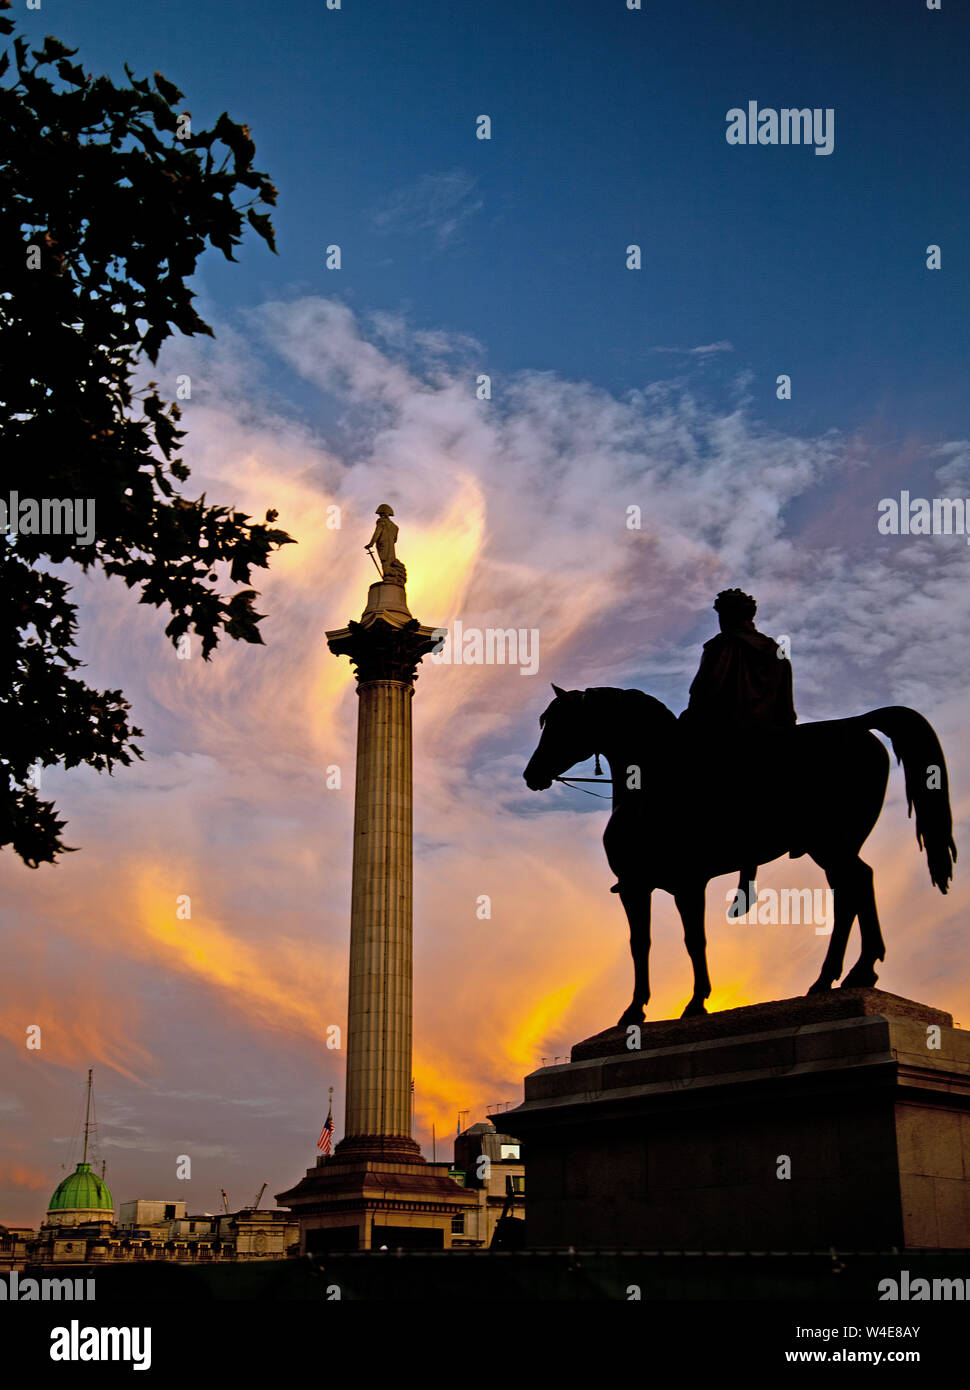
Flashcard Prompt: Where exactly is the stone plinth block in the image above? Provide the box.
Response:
[276,1153,476,1253]
[499,989,970,1251]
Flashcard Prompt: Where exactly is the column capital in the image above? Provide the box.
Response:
[326,582,440,685]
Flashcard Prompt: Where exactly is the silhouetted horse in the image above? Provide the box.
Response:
[523,685,956,1022]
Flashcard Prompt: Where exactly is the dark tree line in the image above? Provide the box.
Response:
[0,2,293,865]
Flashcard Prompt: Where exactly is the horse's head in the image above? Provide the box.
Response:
[523,684,595,790]
[524,684,679,791]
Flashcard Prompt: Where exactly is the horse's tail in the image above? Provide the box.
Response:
[858,706,957,893]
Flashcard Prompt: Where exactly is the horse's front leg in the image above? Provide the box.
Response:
[615,881,652,1026]
[674,881,711,1018]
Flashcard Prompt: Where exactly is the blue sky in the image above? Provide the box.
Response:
[34,0,970,438]
[2,0,969,1224]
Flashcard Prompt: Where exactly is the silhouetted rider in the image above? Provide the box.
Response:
[681,589,796,914]
[683,589,795,733]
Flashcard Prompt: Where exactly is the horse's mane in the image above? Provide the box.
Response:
[583,686,679,727]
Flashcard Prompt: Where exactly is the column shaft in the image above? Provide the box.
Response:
[344,679,414,1140]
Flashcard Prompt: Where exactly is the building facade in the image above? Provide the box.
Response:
[451,1121,526,1248]
[18,1175,298,1268]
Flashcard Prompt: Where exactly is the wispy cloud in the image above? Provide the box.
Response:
[1,296,966,1223]
[653,341,735,356]
[372,169,484,249]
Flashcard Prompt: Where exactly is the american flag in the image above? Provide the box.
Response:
[317,1101,334,1154]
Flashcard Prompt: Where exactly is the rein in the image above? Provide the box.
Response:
[554,775,613,800]
[553,749,613,798]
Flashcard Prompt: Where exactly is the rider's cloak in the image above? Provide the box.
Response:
[682,621,796,733]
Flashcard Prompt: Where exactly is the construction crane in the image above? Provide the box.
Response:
[250,1182,267,1211]
[220,1189,231,1215]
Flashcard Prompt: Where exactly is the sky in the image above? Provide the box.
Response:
[1,0,968,1225]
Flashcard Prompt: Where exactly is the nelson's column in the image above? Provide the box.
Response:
[276,506,475,1251]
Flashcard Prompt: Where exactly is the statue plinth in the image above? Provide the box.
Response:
[361,579,412,624]
[498,989,970,1250]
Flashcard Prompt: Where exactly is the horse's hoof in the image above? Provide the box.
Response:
[617,1005,644,1027]
[840,967,878,989]
[806,979,832,995]
[680,1000,708,1019]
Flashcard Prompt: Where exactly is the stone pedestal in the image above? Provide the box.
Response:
[276,1154,477,1253]
[498,990,970,1250]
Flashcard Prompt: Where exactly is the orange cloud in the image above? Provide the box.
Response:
[131,866,345,1046]
[0,1163,49,1193]
[0,953,152,1085]
[2,296,968,1200]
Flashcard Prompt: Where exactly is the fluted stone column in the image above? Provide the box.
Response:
[276,523,479,1247]
[346,677,413,1140]
[326,578,439,1161]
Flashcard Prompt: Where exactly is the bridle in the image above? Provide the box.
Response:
[541,690,613,797]
[553,773,612,799]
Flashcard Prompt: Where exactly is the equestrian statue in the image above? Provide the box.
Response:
[523,590,956,1022]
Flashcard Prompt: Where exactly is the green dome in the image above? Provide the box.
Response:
[48,1162,113,1214]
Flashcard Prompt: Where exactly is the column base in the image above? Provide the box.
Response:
[275,1149,478,1253]
[333,1134,424,1163]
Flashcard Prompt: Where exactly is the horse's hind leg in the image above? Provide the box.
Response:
[616,882,652,1026]
[675,881,711,1018]
[841,860,884,988]
[807,858,859,993]
[727,862,758,919]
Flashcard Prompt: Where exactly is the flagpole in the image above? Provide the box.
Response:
[317,1085,334,1157]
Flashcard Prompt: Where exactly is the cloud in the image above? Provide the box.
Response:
[653,341,735,356]
[932,439,970,490]
[372,169,484,249]
[1,295,967,1222]
[0,1162,49,1193]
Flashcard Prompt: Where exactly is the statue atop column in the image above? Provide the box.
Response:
[366,503,407,584]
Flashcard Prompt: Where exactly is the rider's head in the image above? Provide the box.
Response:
[714,588,757,631]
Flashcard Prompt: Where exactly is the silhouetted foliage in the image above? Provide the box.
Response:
[0,4,294,865]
